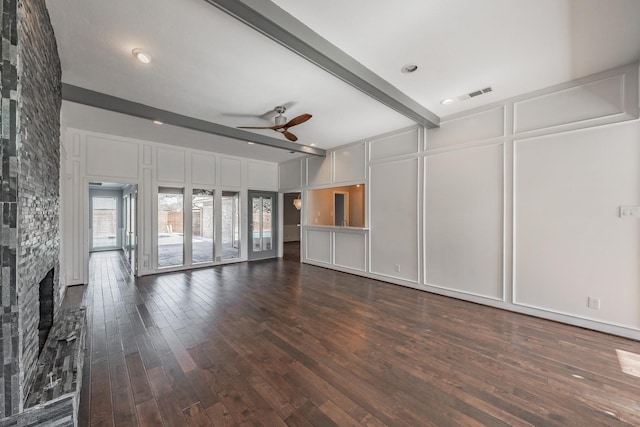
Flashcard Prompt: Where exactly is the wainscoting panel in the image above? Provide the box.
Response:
[427,107,505,150]
[305,229,332,264]
[220,157,242,188]
[514,122,640,329]
[191,152,216,186]
[157,147,185,183]
[279,158,302,191]
[86,135,138,179]
[369,158,419,283]
[248,161,278,191]
[334,230,367,272]
[369,127,420,161]
[306,155,332,187]
[425,144,504,300]
[514,74,625,133]
[334,142,366,183]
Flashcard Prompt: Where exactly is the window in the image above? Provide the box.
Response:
[221,191,240,259]
[158,187,184,268]
[192,189,214,264]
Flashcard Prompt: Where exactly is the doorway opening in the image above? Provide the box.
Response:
[89,182,138,274]
[334,191,350,226]
[283,192,301,262]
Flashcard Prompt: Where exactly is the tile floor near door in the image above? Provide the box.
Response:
[73,250,640,426]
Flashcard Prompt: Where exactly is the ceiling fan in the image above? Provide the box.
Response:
[238,106,311,142]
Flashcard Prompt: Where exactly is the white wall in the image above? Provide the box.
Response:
[60,129,278,287]
[285,61,640,339]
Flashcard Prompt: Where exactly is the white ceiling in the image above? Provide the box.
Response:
[46,0,640,162]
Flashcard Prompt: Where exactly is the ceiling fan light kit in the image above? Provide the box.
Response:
[238,105,312,142]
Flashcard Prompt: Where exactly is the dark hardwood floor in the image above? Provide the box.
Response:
[283,241,300,262]
[73,251,640,426]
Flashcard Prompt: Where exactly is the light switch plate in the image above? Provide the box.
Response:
[619,206,640,217]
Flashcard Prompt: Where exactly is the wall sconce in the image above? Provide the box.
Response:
[293,195,302,210]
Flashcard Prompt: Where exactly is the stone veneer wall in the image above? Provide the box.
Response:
[0,0,61,418]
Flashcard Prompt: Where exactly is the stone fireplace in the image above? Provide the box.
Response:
[0,0,62,419]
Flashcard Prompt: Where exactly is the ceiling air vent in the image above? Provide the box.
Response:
[457,86,492,101]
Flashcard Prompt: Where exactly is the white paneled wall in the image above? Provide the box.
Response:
[305,229,332,264]
[370,158,420,283]
[86,135,139,179]
[514,124,640,328]
[286,61,640,339]
[369,127,421,160]
[60,130,278,287]
[306,154,332,187]
[425,144,504,300]
[248,161,278,190]
[191,152,217,186]
[157,147,185,182]
[220,157,242,188]
[279,159,303,191]
[333,143,366,183]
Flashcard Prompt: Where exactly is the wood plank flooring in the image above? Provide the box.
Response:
[73,249,640,426]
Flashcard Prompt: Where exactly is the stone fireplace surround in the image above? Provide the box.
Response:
[0,0,64,420]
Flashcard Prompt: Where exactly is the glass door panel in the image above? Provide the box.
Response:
[92,196,118,249]
[192,189,214,264]
[158,187,184,268]
[248,191,277,260]
[222,191,240,260]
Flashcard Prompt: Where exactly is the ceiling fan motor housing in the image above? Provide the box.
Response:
[274,106,287,131]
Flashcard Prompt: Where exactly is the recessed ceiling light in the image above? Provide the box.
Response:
[401,64,418,74]
[247,141,255,145]
[152,120,163,125]
[132,48,151,64]
[440,98,455,105]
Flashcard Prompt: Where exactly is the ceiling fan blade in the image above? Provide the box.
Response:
[284,114,312,128]
[237,125,279,130]
[283,131,298,142]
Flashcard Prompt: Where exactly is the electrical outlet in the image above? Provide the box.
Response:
[394,264,401,272]
[587,297,601,309]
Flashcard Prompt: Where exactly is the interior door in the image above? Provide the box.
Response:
[248,191,277,260]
